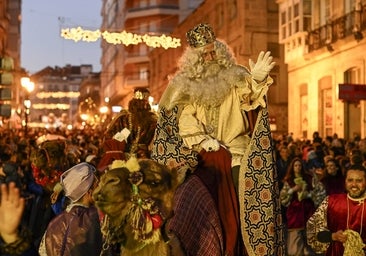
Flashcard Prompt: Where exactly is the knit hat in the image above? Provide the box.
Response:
[60,162,95,202]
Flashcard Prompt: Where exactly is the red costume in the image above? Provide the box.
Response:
[307,193,366,255]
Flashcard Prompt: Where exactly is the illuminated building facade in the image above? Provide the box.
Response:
[78,73,102,128]
[29,64,97,129]
[0,0,23,127]
[277,0,366,140]
[100,0,204,108]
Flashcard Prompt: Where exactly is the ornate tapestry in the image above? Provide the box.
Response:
[238,107,285,256]
[151,106,198,171]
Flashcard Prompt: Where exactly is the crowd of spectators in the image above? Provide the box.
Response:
[273,131,366,255]
[0,126,103,255]
[0,125,363,255]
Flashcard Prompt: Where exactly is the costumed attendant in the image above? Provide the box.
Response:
[152,23,284,255]
[280,157,323,255]
[38,162,102,256]
[307,164,366,255]
[97,88,157,172]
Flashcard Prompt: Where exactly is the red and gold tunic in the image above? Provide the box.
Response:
[307,193,366,255]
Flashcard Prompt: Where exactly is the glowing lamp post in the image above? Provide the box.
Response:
[21,77,35,135]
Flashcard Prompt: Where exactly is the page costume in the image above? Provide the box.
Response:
[97,92,157,171]
[39,205,102,256]
[307,194,366,255]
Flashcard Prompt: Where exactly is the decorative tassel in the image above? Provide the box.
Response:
[130,205,151,240]
[129,204,162,244]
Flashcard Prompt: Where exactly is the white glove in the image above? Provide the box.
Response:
[201,139,220,152]
[113,128,131,142]
[249,51,276,81]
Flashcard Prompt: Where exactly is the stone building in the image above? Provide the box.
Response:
[277,0,366,140]
[29,64,97,129]
[100,0,203,109]
[0,0,22,127]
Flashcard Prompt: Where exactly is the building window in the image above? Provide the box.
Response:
[229,0,237,20]
[300,83,308,138]
[318,76,333,137]
[279,0,312,40]
[281,11,286,25]
[139,44,147,56]
[216,3,224,28]
[140,67,148,80]
[294,3,300,33]
[344,67,360,83]
[301,94,308,139]
[323,88,333,136]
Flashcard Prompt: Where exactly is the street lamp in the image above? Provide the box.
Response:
[21,77,35,135]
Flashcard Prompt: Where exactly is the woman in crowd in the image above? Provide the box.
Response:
[322,157,345,195]
[280,157,325,256]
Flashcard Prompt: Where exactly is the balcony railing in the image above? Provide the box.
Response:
[128,4,178,13]
[307,8,366,53]
[126,0,178,10]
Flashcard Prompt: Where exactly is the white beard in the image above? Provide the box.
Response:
[184,62,232,107]
[161,44,251,111]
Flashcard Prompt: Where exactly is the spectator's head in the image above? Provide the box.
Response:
[345,164,366,199]
[325,158,340,176]
[61,162,97,202]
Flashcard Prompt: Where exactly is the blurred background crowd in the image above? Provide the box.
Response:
[0,125,362,254]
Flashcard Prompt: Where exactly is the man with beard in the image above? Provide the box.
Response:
[152,23,283,256]
[307,164,366,255]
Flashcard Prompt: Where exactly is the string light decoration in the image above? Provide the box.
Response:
[36,91,80,99]
[32,103,70,110]
[61,27,181,49]
[30,91,80,110]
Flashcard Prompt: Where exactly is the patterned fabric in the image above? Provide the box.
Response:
[343,229,366,256]
[151,106,198,171]
[307,193,366,255]
[310,175,327,207]
[306,197,330,254]
[238,107,285,256]
[168,174,224,256]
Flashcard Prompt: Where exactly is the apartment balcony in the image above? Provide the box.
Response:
[124,71,149,87]
[125,52,149,64]
[126,4,179,20]
[307,9,366,53]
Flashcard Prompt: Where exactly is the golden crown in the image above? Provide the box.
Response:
[186,23,216,48]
